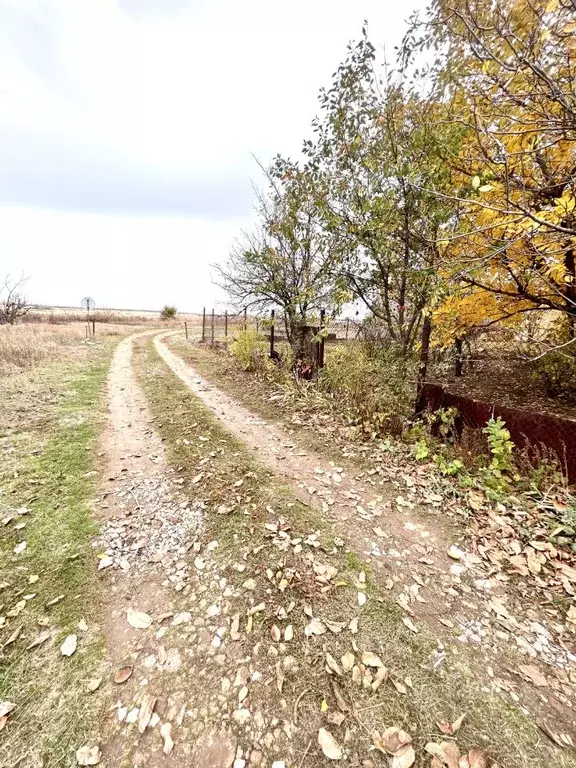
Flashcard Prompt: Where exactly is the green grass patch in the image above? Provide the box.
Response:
[0,345,115,767]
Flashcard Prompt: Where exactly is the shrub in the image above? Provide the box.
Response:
[161,305,177,320]
[483,416,515,478]
[230,330,273,373]
[531,349,576,399]
[318,342,414,437]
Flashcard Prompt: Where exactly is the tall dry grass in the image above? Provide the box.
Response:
[0,322,130,375]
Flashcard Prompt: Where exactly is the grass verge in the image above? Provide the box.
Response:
[0,344,115,767]
[135,337,566,768]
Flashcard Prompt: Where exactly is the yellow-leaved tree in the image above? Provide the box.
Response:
[404,0,576,347]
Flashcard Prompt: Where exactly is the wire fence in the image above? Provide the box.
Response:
[185,307,576,482]
[191,308,363,345]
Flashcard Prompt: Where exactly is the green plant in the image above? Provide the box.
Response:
[483,416,515,476]
[160,305,177,319]
[318,342,413,437]
[230,329,273,373]
[531,350,576,399]
[434,454,464,476]
[413,439,430,461]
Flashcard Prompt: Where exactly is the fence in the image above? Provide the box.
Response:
[417,382,576,483]
[193,308,362,347]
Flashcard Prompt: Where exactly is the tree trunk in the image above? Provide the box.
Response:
[565,249,576,340]
[414,314,432,415]
[454,337,464,377]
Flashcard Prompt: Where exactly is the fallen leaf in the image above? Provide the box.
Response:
[373,727,412,755]
[46,594,64,608]
[305,618,327,636]
[437,713,465,735]
[137,694,157,733]
[361,651,384,668]
[230,614,241,640]
[357,592,366,606]
[13,541,27,555]
[537,720,576,749]
[327,711,346,726]
[26,629,51,650]
[324,619,346,634]
[318,727,343,760]
[270,624,281,642]
[465,748,489,768]
[160,721,174,754]
[341,652,355,672]
[157,646,167,665]
[348,617,359,633]
[4,624,22,645]
[331,680,351,713]
[284,624,293,641]
[392,745,415,768]
[60,634,78,657]
[326,653,343,676]
[447,545,464,561]
[519,664,547,687]
[86,678,102,693]
[424,741,461,768]
[275,661,285,693]
[114,666,133,684]
[392,679,407,694]
[372,666,389,692]
[76,746,101,766]
[0,701,15,718]
[402,617,419,633]
[127,609,152,629]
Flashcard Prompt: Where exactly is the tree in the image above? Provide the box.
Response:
[160,305,177,320]
[214,162,346,364]
[303,31,459,360]
[0,274,31,325]
[403,0,576,347]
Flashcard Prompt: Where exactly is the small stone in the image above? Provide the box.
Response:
[232,708,251,725]
[249,750,263,767]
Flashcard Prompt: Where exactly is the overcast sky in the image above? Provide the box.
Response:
[0,0,423,311]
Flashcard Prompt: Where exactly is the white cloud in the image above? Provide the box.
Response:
[0,0,424,309]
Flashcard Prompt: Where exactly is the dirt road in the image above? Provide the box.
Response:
[153,332,576,740]
[84,330,575,767]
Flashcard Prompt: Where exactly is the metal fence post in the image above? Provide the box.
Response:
[92,319,95,337]
[244,307,248,331]
[201,307,206,342]
[224,310,228,338]
[269,309,275,358]
[185,320,188,340]
[211,308,215,344]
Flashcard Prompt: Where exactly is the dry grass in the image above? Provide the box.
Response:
[27,306,203,326]
[0,343,115,767]
[0,322,137,375]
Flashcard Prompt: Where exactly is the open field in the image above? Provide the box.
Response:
[27,305,204,325]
